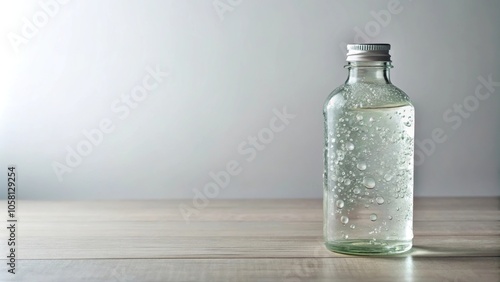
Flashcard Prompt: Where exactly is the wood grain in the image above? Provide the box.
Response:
[2,258,499,282]
[0,198,498,281]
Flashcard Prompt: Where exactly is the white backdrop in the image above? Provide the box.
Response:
[0,0,499,199]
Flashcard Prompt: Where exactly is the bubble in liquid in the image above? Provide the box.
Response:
[357,162,367,171]
[336,200,345,209]
[363,177,376,189]
[376,196,385,205]
[346,142,355,150]
[370,214,378,221]
[340,216,349,224]
[353,188,361,195]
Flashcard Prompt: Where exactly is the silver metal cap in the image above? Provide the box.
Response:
[346,43,391,62]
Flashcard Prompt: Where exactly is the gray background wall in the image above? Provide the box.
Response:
[0,0,499,199]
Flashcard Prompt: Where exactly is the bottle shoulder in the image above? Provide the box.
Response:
[324,82,413,112]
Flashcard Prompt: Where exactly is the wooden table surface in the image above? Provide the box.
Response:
[0,197,499,281]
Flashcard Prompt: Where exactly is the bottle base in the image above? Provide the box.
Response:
[325,239,412,255]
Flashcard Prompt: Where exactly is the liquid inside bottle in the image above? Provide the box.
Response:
[323,44,414,255]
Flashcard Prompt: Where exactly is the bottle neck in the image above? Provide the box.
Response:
[345,61,392,84]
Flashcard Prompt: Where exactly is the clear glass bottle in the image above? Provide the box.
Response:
[323,44,414,255]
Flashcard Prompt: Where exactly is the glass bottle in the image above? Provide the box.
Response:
[323,44,414,255]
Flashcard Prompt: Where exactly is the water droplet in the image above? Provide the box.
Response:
[346,142,354,150]
[370,214,378,221]
[336,200,344,209]
[340,216,349,224]
[344,179,351,185]
[353,188,361,194]
[356,114,363,121]
[388,215,393,220]
[343,234,349,239]
[369,117,374,122]
[384,173,393,182]
[363,177,376,189]
[376,196,385,205]
[350,224,356,229]
[357,162,367,171]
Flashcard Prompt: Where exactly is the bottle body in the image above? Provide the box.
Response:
[323,59,414,255]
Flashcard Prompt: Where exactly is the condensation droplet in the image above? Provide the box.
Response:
[370,213,378,221]
[341,216,349,224]
[376,196,385,205]
[343,234,349,239]
[336,200,345,209]
[353,188,361,195]
[356,114,363,121]
[357,162,367,171]
[363,177,376,189]
[346,142,355,151]
[384,173,393,182]
[350,224,356,229]
[344,179,351,185]
[388,215,393,220]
